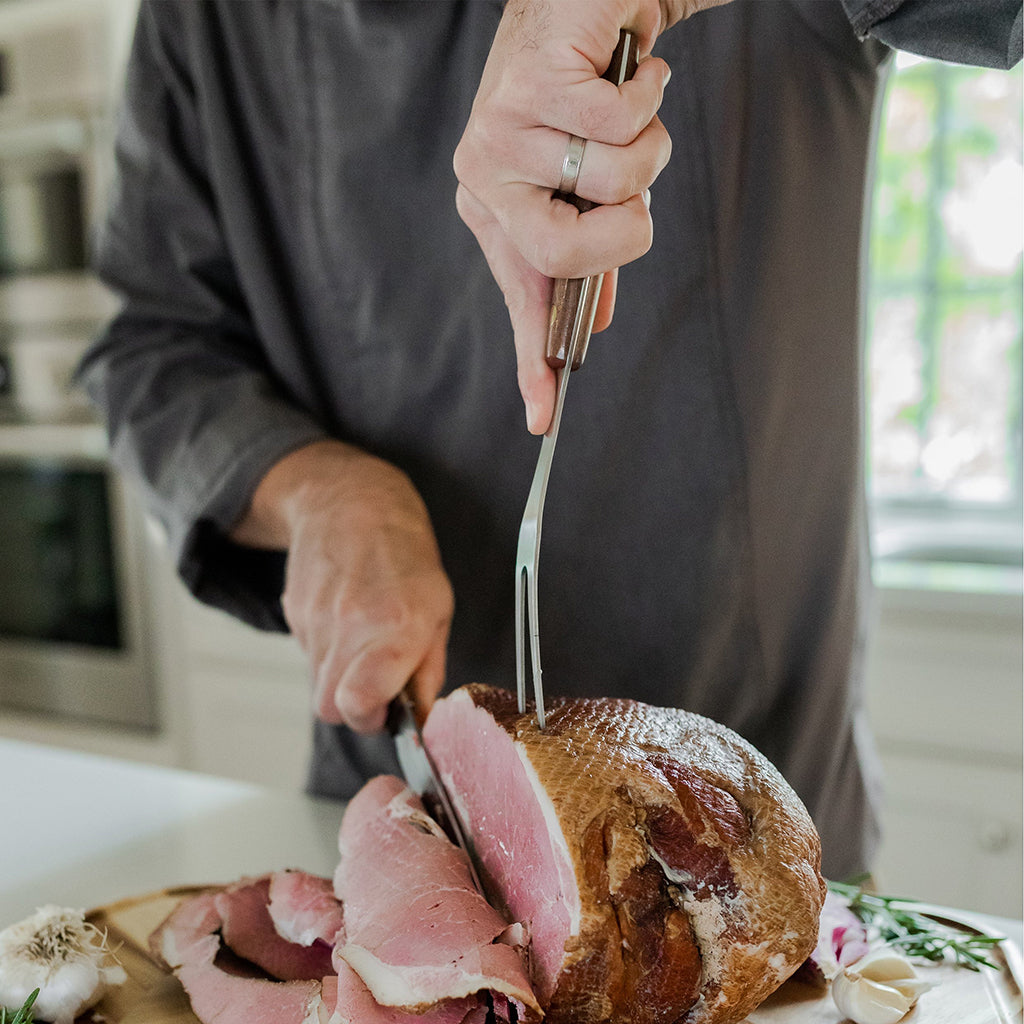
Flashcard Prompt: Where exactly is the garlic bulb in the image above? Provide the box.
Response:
[0,905,127,1024]
[831,947,936,1024]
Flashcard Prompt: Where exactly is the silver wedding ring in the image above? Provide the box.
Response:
[557,134,587,196]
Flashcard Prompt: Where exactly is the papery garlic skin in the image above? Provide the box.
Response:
[0,905,127,1024]
[831,948,936,1024]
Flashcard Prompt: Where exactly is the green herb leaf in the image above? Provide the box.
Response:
[827,880,1004,971]
[0,988,39,1024]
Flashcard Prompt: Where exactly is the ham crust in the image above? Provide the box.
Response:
[422,684,826,1024]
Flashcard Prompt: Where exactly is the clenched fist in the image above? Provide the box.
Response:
[454,0,730,433]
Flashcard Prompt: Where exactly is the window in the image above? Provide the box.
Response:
[866,52,1023,592]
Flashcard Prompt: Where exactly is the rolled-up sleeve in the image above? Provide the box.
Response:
[80,2,325,630]
[841,0,1023,68]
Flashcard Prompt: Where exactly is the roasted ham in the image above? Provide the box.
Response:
[422,684,827,1024]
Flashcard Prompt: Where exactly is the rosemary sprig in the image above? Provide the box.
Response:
[828,880,1004,971]
[0,988,38,1024]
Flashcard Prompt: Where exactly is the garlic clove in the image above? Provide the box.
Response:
[854,947,936,1004]
[886,973,936,1002]
[832,971,917,1024]
[830,948,936,1024]
[849,947,921,982]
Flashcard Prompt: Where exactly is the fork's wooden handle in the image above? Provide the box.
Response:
[546,29,640,370]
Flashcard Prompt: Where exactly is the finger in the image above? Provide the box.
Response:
[407,620,450,724]
[499,189,654,280]
[472,114,670,207]
[312,664,345,726]
[593,268,618,334]
[457,185,557,433]
[332,638,422,734]
[518,54,672,146]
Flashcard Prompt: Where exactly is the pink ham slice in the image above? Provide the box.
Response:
[269,870,345,948]
[332,774,541,1021]
[215,875,335,981]
[151,888,330,1024]
[326,963,478,1024]
[152,885,482,1024]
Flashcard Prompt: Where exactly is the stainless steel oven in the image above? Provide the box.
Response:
[0,3,154,730]
[0,420,158,729]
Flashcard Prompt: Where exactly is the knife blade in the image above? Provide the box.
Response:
[387,687,486,895]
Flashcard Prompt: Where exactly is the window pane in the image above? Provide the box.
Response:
[867,56,1023,528]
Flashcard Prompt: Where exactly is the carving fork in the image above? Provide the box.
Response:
[515,31,639,729]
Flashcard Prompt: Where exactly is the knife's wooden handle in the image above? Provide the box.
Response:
[546,29,641,371]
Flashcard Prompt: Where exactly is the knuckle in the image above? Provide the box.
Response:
[433,576,456,622]
[588,166,638,206]
[343,678,386,718]
[536,234,586,279]
[281,589,300,630]
[452,138,471,184]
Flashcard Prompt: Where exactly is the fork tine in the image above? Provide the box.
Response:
[516,561,527,714]
[516,535,546,729]
[526,560,545,729]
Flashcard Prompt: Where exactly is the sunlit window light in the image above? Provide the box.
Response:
[866,55,1023,589]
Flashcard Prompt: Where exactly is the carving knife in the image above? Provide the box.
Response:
[387,687,486,894]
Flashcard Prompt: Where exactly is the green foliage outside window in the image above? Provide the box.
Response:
[867,54,1022,528]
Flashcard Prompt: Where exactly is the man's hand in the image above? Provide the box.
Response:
[453,0,728,434]
[231,440,454,734]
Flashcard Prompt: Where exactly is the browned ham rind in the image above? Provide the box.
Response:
[423,684,826,1024]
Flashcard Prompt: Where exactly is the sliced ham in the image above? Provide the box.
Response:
[269,870,345,948]
[422,683,826,1024]
[332,774,541,1021]
[326,962,478,1024]
[215,875,335,981]
[151,888,330,1024]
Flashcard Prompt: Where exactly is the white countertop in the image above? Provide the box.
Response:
[0,738,344,925]
[1,737,1021,955]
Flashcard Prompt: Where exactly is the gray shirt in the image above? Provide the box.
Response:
[82,0,1021,881]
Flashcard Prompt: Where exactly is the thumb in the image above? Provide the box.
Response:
[592,267,618,334]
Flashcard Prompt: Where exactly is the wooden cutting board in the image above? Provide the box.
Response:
[78,889,1023,1024]
[80,887,212,1024]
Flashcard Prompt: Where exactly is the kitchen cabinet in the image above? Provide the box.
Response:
[865,583,1023,918]
[172,596,312,790]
